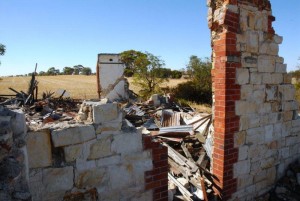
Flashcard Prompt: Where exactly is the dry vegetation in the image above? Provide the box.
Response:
[0,75,188,99]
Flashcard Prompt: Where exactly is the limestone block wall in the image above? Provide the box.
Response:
[26,101,168,201]
[0,106,30,201]
[208,0,300,200]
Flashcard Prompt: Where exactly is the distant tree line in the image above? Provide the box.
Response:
[37,65,92,76]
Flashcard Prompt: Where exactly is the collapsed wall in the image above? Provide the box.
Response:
[1,101,167,201]
[208,0,300,200]
[0,107,30,200]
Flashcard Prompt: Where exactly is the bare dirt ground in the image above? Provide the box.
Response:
[0,75,189,99]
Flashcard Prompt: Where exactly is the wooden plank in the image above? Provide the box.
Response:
[200,177,208,201]
[168,173,193,201]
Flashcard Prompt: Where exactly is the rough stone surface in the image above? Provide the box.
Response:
[51,125,96,147]
[43,167,74,192]
[27,130,52,168]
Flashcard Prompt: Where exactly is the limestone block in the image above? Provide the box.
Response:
[266,85,278,101]
[269,43,279,56]
[286,136,299,146]
[234,160,250,177]
[252,89,266,104]
[93,103,121,124]
[254,170,266,183]
[278,85,295,101]
[11,109,26,137]
[282,121,292,137]
[283,74,292,84]
[258,103,271,114]
[262,73,272,84]
[75,168,108,189]
[27,130,52,169]
[273,34,283,44]
[237,175,253,190]
[95,114,122,134]
[63,144,83,162]
[51,125,96,147]
[255,12,268,31]
[271,73,283,84]
[122,150,151,162]
[235,131,246,146]
[292,119,300,127]
[76,159,96,171]
[248,144,268,162]
[43,166,73,192]
[236,68,250,85]
[264,125,274,143]
[88,135,113,160]
[280,147,290,159]
[246,127,265,145]
[275,63,287,73]
[238,145,249,160]
[242,55,257,68]
[131,190,153,201]
[283,111,293,121]
[250,72,262,84]
[241,85,253,100]
[246,31,259,53]
[261,157,276,169]
[96,155,121,167]
[109,165,135,190]
[111,132,143,154]
[258,55,275,73]
[276,56,284,64]
[283,101,298,111]
[235,101,258,115]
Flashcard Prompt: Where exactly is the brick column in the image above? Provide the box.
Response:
[209,3,240,199]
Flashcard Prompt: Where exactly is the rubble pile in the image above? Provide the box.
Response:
[124,94,216,201]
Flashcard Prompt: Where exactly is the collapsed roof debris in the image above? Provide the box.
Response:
[124,94,216,200]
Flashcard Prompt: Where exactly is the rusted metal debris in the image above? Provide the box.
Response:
[123,94,216,200]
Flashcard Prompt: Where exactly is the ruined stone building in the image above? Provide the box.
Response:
[1,0,300,201]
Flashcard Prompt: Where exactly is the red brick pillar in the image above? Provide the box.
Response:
[209,1,240,200]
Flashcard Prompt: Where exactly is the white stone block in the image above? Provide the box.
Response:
[109,165,135,190]
[11,109,26,137]
[43,167,73,192]
[93,103,121,124]
[283,101,298,111]
[75,168,108,189]
[238,145,249,160]
[258,55,275,73]
[275,63,287,73]
[246,127,265,145]
[264,125,274,143]
[234,160,250,177]
[241,85,253,100]
[262,73,272,84]
[266,85,277,101]
[273,34,283,44]
[258,103,271,114]
[279,85,295,101]
[250,72,262,84]
[96,155,121,167]
[271,73,283,84]
[27,130,52,169]
[242,53,257,68]
[88,135,113,160]
[63,144,83,162]
[111,132,143,154]
[246,31,259,53]
[51,125,96,147]
[236,68,250,85]
[235,101,258,115]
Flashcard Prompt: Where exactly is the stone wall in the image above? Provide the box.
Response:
[208,0,300,200]
[24,101,167,201]
[0,106,30,200]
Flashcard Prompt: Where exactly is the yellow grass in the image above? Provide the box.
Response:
[0,75,190,100]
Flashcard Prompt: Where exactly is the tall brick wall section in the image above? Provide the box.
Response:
[143,135,168,201]
[208,0,300,200]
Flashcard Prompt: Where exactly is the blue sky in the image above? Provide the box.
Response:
[0,0,299,76]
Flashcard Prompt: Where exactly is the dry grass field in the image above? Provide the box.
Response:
[0,75,189,100]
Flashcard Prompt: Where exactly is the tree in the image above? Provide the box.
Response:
[81,67,92,75]
[73,65,84,75]
[172,56,212,104]
[47,67,60,75]
[63,67,74,75]
[0,43,6,65]
[132,52,166,99]
[120,50,147,77]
